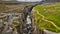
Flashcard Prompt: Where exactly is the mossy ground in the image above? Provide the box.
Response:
[33,3,60,33]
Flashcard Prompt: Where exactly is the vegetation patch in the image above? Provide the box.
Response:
[33,3,60,33]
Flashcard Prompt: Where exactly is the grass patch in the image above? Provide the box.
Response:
[33,3,60,33]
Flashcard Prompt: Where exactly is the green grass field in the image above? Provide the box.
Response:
[33,3,60,33]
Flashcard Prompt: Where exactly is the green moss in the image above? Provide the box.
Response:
[33,3,60,33]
